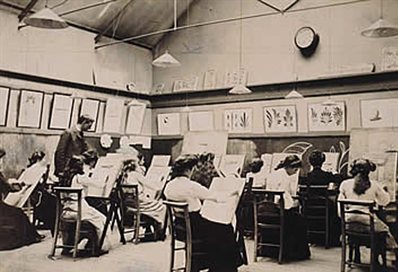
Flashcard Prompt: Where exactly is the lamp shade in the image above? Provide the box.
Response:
[152,51,181,68]
[24,7,68,29]
[284,90,303,99]
[229,84,252,95]
[361,18,398,38]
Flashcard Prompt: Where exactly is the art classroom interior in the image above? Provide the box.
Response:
[1,0,398,271]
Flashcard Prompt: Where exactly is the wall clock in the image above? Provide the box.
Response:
[294,26,319,57]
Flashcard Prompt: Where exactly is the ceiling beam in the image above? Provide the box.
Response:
[17,0,39,22]
[94,0,135,44]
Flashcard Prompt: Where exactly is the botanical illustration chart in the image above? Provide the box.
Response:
[361,98,398,128]
[263,105,297,133]
[224,108,252,133]
[18,90,44,128]
[49,94,74,130]
[157,112,181,135]
[308,102,345,131]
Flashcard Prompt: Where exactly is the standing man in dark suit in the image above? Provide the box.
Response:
[54,114,94,183]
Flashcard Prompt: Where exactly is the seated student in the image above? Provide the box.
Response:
[338,159,398,260]
[305,150,342,246]
[123,157,166,241]
[191,152,219,188]
[24,151,57,235]
[61,156,110,255]
[164,154,243,272]
[0,148,44,251]
[306,150,342,192]
[246,158,267,188]
[260,155,311,261]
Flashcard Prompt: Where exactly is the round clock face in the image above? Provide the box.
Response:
[295,27,316,49]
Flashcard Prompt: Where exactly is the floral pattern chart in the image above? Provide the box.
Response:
[308,102,345,131]
[264,105,297,133]
[224,109,252,133]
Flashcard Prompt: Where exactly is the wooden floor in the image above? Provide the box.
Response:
[0,230,395,272]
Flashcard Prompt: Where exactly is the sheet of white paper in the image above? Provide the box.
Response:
[218,154,245,177]
[200,177,245,224]
[150,155,171,167]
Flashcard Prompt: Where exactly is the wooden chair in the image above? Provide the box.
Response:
[301,184,331,248]
[339,199,387,272]
[252,189,285,264]
[119,184,163,243]
[163,200,208,272]
[49,187,97,259]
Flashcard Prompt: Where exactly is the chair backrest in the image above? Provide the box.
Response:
[338,199,375,237]
[119,184,140,213]
[53,187,83,223]
[252,189,285,223]
[163,200,191,242]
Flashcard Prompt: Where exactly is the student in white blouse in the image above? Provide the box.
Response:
[259,154,311,261]
[164,154,243,272]
[338,158,398,251]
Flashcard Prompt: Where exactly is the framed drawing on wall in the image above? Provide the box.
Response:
[17,90,44,129]
[263,105,297,133]
[188,111,214,131]
[103,98,125,133]
[173,77,199,92]
[0,86,10,126]
[360,98,398,128]
[49,93,74,130]
[223,108,252,133]
[125,101,146,135]
[308,102,345,131]
[80,98,100,132]
[203,69,217,89]
[157,113,181,135]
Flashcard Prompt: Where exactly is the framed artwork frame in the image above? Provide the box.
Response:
[360,98,398,128]
[173,77,199,92]
[48,93,74,130]
[17,90,44,129]
[263,105,297,133]
[157,113,181,135]
[224,68,248,87]
[103,98,125,133]
[188,111,214,131]
[308,102,346,132]
[125,101,146,135]
[0,86,10,127]
[203,69,217,89]
[223,108,252,133]
[79,98,100,132]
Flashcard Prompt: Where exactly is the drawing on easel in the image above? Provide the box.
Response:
[218,154,245,177]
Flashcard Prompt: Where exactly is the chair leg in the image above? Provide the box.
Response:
[49,220,60,257]
[354,246,361,264]
[341,237,346,272]
[73,220,81,259]
[348,244,353,267]
[134,213,140,244]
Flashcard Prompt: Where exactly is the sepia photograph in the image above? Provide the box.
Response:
[1,0,398,272]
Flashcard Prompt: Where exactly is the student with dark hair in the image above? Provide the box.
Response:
[260,155,311,261]
[307,150,342,189]
[246,158,267,188]
[0,148,44,250]
[339,159,398,253]
[191,152,219,188]
[54,114,94,181]
[164,154,242,272]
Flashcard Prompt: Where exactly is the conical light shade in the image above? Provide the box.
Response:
[127,98,142,106]
[152,50,181,68]
[229,84,252,95]
[284,90,303,99]
[24,7,68,29]
[181,105,191,112]
[361,18,398,38]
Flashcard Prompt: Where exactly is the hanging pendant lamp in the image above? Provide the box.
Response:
[229,0,252,95]
[284,90,303,99]
[24,7,68,29]
[361,0,398,38]
[152,50,181,68]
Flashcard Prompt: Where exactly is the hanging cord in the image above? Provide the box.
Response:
[380,0,383,19]
[239,0,243,71]
[174,0,177,30]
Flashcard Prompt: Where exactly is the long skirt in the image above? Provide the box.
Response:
[0,202,42,250]
[258,203,311,261]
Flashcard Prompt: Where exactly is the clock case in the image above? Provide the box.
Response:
[294,26,320,58]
